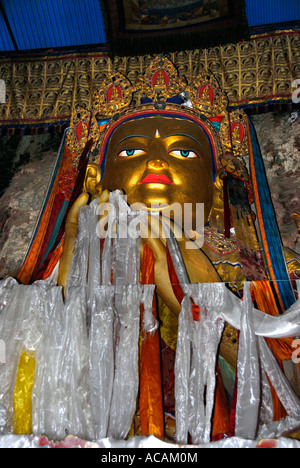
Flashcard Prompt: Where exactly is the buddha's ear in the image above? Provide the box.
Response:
[210,169,225,232]
[83,163,101,199]
[214,168,225,190]
[213,169,225,205]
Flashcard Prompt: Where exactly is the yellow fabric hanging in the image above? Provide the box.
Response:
[13,349,36,435]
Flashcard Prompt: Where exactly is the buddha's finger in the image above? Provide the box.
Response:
[140,218,166,260]
[98,190,111,220]
[58,192,89,291]
[98,189,110,205]
[143,213,186,247]
[67,192,89,228]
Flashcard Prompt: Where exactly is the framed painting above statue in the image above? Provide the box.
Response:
[100,0,249,57]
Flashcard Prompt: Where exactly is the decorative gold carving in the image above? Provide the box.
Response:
[136,55,187,103]
[204,227,238,255]
[186,70,228,117]
[1,32,298,128]
[219,322,239,371]
[291,212,300,236]
[65,56,252,184]
[219,152,250,183]
[220,109,249,156]
[92,72,134,117]
[66,106,100,165]
[284,246,300,276]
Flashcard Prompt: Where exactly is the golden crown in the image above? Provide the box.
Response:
[66,56,250,184]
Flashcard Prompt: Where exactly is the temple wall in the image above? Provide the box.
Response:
[0,132,63,278]
[0,111,299,279]
[250,111,300,253]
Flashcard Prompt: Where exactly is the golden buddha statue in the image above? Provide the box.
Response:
[199,84,212,106]
[59,113,222,314]
[231,123,242,147]
[56,56,295,440]
[153,70,168,91]
[59,58,267,312]
[11,56,300,444]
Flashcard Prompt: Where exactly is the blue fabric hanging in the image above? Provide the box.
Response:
[247,116,295,310]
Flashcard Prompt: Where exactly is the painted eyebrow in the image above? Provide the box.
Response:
[163,133,206,152]
[111,134,152,155]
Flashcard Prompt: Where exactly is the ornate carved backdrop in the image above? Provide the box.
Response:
[0,30,299,130]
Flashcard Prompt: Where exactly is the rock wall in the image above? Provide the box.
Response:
[250,111,300,253]
[0,132,63,278]
[0,111,299,279]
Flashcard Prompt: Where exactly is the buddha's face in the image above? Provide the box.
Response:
[99,116,214,226]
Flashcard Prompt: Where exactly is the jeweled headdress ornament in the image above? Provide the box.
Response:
[66,55,250,187]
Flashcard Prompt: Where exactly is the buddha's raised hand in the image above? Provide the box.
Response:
[57,189,110,295]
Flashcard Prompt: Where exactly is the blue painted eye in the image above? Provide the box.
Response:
[118,149,146,157]
[169,150,198,159]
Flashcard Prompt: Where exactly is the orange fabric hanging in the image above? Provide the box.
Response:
[251,281,298,366]
[212,364,230,440]
[139,244,164,439]
[42,236,65,280]
[251,281,297,421]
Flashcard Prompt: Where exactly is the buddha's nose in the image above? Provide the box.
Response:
[147,138,169,169]
[147,159,169,170]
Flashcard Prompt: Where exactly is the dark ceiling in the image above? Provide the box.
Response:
[0,0,299,53]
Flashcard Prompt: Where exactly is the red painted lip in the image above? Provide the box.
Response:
[139,174,174,185]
